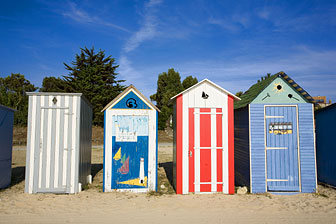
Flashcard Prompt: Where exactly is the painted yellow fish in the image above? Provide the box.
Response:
[119,177,148,187]
[113,147,121,161]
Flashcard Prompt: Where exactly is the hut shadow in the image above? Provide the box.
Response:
[159,161,174,189]
[91,163,103,179]
[11,166,26,186]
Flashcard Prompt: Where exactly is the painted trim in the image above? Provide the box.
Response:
[295,105,302,192]
[228,95,235,194]
[248,105,252,193]
[176,95,183,194]
[312,104,318,192]
[103,110,106,192]
[189,108,195,193]
[156,111,158,192]
[102,85,159,112]
[263,105,267,192]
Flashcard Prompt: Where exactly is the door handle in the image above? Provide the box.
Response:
[189,151,192,157]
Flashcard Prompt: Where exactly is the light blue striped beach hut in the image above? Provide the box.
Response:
[234,72,317,193]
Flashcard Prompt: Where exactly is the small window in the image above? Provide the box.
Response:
[269,122,293,135]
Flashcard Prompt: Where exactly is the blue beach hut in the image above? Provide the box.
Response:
[0,104,15,189]
[315,103,336,187]
[102,85,159,192]
[234,72,317,193]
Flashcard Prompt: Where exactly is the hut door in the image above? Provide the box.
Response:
[35,107,71,193]
[265,106,300,192]
[189,108,224,193]
[111,115,149,190]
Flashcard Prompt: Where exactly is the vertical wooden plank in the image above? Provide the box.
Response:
[176,95,183,194]
[228,95,235,194]
[188,108,195,193]
[211,108,217,192]
[216,108,223,192]
[182,92,189,194]
[200,108,211,192]
[194,108,200,193]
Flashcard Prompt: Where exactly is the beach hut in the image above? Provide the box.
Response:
[234,72,317,193]
[0,104,15,189]
[102,85,159,192]
[171,79,240,194]
[315,103,336,187]
[25,92,93,194]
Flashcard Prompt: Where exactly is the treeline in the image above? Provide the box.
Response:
[0,47,198,129]
[150,69,198,129]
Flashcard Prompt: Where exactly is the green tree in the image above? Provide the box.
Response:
[151,69,198,130]
[0,73,38,125]
[63,47,125,125]
[40,76,69,92]
[182,76,198,89]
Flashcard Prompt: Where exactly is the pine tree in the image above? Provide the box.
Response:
[63,47,125,125]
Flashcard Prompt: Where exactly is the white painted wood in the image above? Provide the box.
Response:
[70,96,77,193]
[104,110,112,191]
[211,108,217,192]
[222,94,229,194]
[28,95,37,193]
[38,96,44,189]
[45,96,53,188]
[194,108,200,193]
[148,109,156,191]
[54,95,61,188]
[182,92,189,194]
[62,96,69,186]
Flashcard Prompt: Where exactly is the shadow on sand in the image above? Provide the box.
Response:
[159,161,174,189]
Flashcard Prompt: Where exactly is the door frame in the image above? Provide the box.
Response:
[263,105,301,192]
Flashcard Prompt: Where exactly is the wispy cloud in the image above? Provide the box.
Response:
[119,0,163,94]
[123,0,162,53]
[61,2,130,33]
[171,46,336,99]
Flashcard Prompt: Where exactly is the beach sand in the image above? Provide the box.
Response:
[1,142,336,224]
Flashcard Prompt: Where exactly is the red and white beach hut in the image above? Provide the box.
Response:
[171,79,240,194]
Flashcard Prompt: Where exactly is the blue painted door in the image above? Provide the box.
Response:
[265,106,300,192]
[111,115,149,189]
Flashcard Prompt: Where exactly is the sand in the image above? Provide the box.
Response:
[1,142,336,224]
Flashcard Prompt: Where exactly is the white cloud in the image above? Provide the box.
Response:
[61,2,130,32]
[123,0,162,53]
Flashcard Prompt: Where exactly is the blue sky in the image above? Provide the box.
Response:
[1,0,336,102]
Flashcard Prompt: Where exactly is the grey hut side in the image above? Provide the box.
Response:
[25,93,93,194]
[0,105,15,189]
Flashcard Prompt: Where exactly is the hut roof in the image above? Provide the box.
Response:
[102,85,160,112]
[234,71,315,109]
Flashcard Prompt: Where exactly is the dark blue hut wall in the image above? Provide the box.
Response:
[315,105,336,187]
[0,108,14,189]
[234,106,250,187]
[298,104,317,192]
[249,104,266,193]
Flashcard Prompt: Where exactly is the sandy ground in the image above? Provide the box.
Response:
[1,142,336,224]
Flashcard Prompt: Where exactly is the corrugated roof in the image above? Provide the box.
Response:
[234,71,315,109]
[102,85,160,112]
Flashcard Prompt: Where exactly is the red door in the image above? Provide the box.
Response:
[189,108,223,193]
